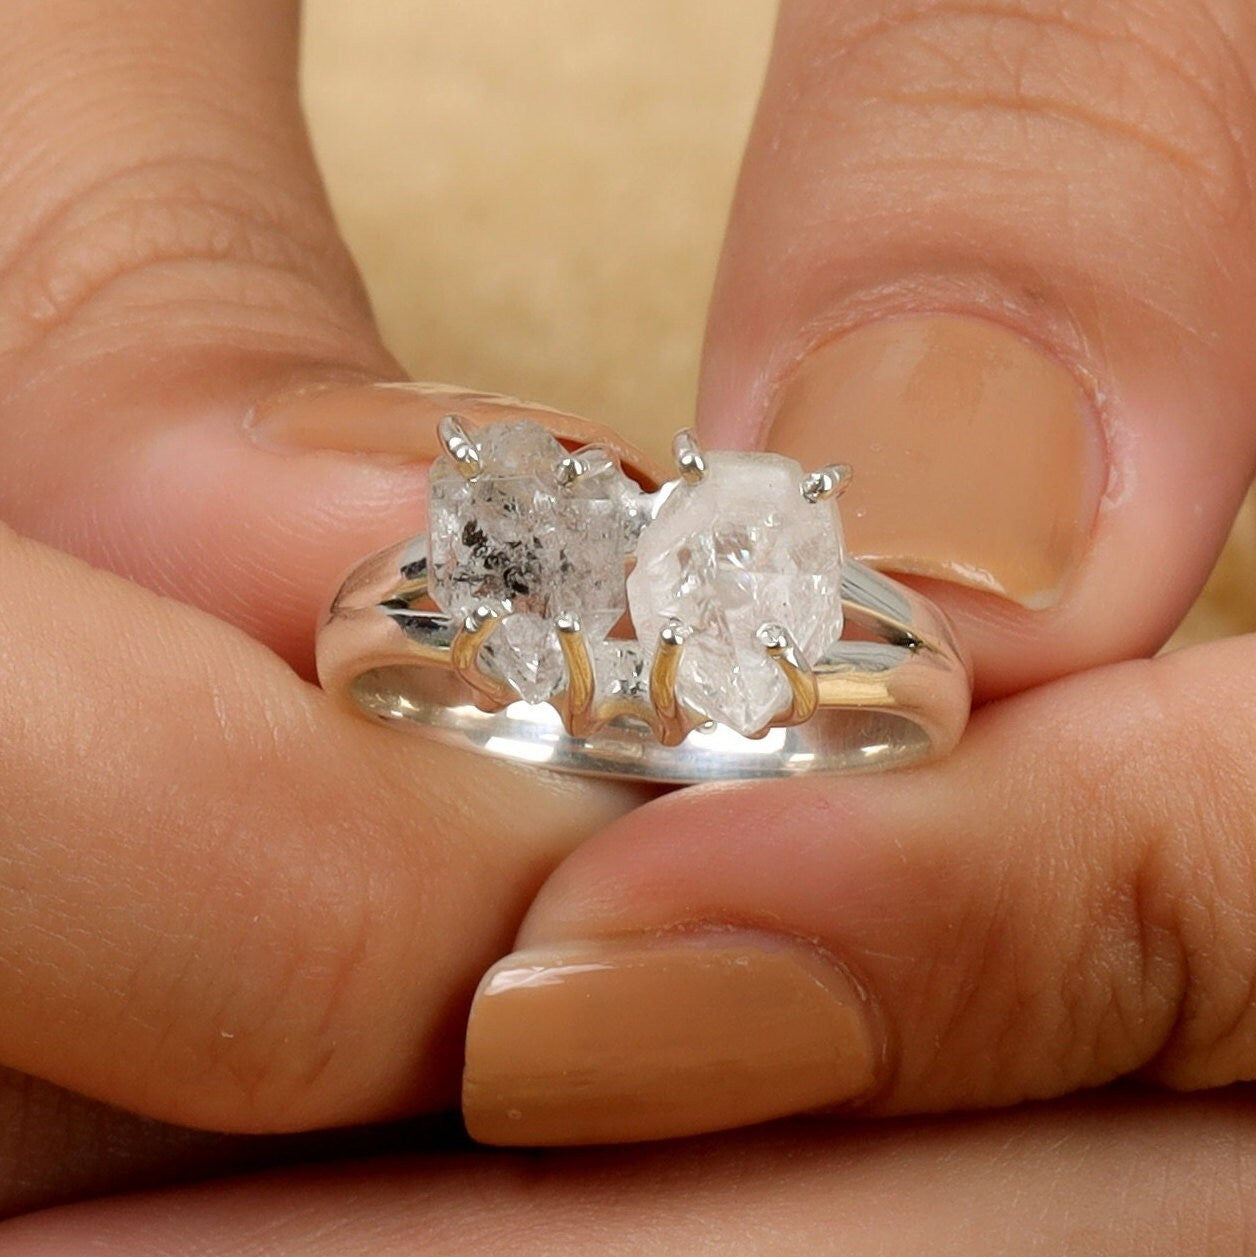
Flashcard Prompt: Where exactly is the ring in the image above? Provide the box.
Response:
[316,417,971,782]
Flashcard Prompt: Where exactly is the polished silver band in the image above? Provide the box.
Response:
[317,537,971,783]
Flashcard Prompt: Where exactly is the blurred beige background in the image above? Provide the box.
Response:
[302,0,774,461]
[300,1,1251,643]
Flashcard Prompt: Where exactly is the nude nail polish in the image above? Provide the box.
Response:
[766,315,1105,608]
[246,380,667,486]
[462,931,879,1147]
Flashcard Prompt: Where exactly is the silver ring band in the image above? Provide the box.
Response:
[317,537,971,783]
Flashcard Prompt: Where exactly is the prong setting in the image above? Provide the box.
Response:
[672,428,707,485]
[554,614,596,736]
[431,419,848,742]
[649,619,696,746]
[450,601,516,709]
[756,622,819,727]
[437,413,484,481]
[800,463,852,503]
[556,445,615,488]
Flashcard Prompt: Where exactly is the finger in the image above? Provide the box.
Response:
[0,1068,281,1221]
[0,525,638,1133]
[0,1066,472,1221]
[0,2,660,672]
[3,1093,1251,1255]
[459,633,1256,1144]
[698,0,1256,697]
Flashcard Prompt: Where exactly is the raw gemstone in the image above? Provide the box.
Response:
[565,445,654,546]
[591,638,650,706]
[626,451,844,735]
[428,421,639,702]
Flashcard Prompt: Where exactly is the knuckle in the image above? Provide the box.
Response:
[915,649,1256,1111]
[1113,651,1256,1089]
[0,152,372,367]
[775,0,1256,273]
[168,851,393,1133]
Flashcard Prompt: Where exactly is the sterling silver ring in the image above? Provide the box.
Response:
[316,417,972,783]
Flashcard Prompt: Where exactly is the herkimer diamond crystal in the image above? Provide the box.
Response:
[626,451,844,736]
[427,421,636,702]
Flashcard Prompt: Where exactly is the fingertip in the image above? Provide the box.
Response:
[698,0,1256,695]
[462,927,881,1147]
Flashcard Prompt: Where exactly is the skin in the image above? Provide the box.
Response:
[0,0,1255,1250]
[4,1095,1256,1255]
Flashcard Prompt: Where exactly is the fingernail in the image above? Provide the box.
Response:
[461,930,879,1146]
[766,315,1104,608]
[246,380,667,486]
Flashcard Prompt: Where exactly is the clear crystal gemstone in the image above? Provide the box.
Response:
[592,638,649,705]
[565,445,654,545]
[428,421,640,702]
[626,451,844,735]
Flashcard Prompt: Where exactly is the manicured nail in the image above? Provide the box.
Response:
[462,931,879,1146]
[766,315,1104,608]
[246,380,666,486]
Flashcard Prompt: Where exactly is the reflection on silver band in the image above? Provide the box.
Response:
[316,539,972,784]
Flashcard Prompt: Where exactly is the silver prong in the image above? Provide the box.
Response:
[755,623,790,653]
[554,615,596,736]
[659,620,689,650]
[672,428,707,485]
[556,444,615,488]
[650,619,694,746]
[450,602,515,709]
[756,622,818,727]
[438,413,483,480]
[461,603,505,641]
[801,463,852,503]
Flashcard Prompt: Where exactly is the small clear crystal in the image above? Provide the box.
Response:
[592,638,650,705]
[626,451,844,735]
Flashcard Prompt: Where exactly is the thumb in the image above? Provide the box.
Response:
[461,636,1256,1145]
[697,0,1256,700]
[0,0,651,673]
